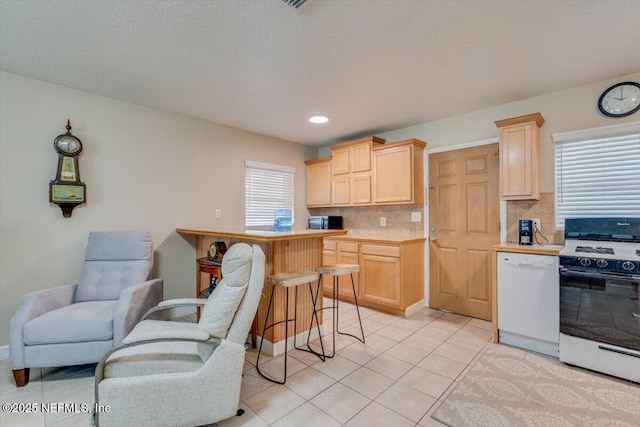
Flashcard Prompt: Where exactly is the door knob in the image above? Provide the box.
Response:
[430,237,438,242]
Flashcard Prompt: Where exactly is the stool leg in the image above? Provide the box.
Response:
[335,273,365,344]
[256,284,276,375]
[300,278,326,361]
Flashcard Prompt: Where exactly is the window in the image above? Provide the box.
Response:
[553,122,640,229]
[244,160,295,227]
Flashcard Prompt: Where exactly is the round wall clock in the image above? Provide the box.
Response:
[597,81,640,118]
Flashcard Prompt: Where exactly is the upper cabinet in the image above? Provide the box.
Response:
[373,139,426,205]
[305,156,332,207]
[330,136,385,206]
[494,113,545,201]
[305,136,427,207]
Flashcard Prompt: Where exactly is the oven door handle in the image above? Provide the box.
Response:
[559,266,640,281]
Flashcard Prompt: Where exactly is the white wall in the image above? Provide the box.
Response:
[0,71,316,347]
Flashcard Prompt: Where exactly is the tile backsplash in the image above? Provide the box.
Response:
[308,205,424,238]
[506,192,564,245]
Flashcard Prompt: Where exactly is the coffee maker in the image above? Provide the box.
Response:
[519,219,533,245]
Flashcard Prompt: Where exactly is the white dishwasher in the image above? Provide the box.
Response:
[497,251,559,357]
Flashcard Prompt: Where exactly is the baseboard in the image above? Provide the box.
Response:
[257,327,323,357]
[404,299,426,317]
[0,345,8,361]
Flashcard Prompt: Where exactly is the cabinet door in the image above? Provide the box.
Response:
[306,158,331,207]
[351,142,372,173]
[335,242,359,300]
[360,245,402,307]
[332,147,350,175]
[501,123,533,198]
[351,173,371,205]
[332,176,350,205]
[373,144,414,203]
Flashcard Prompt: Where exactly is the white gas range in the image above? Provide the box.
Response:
[559,218,640,383]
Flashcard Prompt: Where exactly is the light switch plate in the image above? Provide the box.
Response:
[532,218,541,233]
[411,211,422,222]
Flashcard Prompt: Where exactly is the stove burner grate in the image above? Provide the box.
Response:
[575,246,615,255]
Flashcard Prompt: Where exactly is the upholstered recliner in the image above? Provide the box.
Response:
[10,231,163,387]
[93,243,265,427]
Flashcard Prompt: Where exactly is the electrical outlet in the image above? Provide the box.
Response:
[215,209,221,218]
[532,218,541,233]
[411,211,422,222]
[380,217,387,227]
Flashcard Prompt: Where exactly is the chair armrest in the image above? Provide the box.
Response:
[113,278,163,345]
[10,284,77,368]
[122,320,209,344]
[139,298,206,320]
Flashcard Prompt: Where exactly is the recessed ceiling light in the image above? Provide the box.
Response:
[309,114,329,124]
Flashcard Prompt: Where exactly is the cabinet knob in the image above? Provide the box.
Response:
[430,237,438,242]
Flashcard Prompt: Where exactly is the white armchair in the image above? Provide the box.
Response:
[94,243,266,427]
[10,231,163,387]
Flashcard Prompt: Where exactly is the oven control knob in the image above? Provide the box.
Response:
[579,258,592,267]
[622,261,636,271]
[596,259,608,268]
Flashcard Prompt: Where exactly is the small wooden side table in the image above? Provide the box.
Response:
[196,257,257,348]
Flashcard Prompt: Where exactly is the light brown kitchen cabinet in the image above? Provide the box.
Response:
[372,139,426,205]
[494,113,544,201]
[322,240,359,300]
[305,156,331,207]
[322,237,425,316]
[330,136,385,206]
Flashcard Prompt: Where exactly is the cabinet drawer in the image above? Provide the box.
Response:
[361,244,400,257]
[323,240,337,251]
[337,242,359,253]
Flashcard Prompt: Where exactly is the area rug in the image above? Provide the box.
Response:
[432,348,640,427]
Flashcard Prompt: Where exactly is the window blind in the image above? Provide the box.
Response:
[554,123,640,229]
[244,160,295,227]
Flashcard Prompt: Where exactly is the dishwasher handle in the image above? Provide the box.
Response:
[502,255,556,269]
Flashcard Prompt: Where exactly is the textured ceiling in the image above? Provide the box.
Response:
[1,0,639,146]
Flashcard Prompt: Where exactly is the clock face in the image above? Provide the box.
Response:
[598,82,640,118]
[55,134,82,155]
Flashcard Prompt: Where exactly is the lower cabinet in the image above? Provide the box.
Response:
[322,237,424,315]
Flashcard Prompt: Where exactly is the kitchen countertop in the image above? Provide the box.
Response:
[324,234,426,244]
[491,243,563,256]
[176,227,347,241]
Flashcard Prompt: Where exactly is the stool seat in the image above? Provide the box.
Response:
[316,263,360,276]
[268,270,319,287]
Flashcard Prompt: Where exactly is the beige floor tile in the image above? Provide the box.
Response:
[335,309,363,326]
[375,381,437,422]
[272,402,341,427]
[398,366,453,399]
[244,385,305,424]
[418,353,467,379]
[244,348,273,366]
[483,342,527,358]
[467,318,492,331]
[311,355,360,381]
[240,368,276,400]
[42,377,94,426]
[414,324,455,342]
[384,342,430,365]
[407,307,444,321]
[428,319,465,332]
[401,333,442,353]
[446,333,488,352]
[253,354,307,383]
[360,318,386,333]
[340,366,394,399]
[440,312,471,324]
[286,347,324,366]
[432,342,479,365]
[344,401,414,427]
[362,333,397,353]
[365,354,413,380]
[0,405,46,427]
[284,367,335,400]
[375,325,413,342]
[218,403,269,427]
[392,317,429,332]
[338,342,380,365]
[418,410,448,427]
[367,312,401,325]
[49,413,93,426]
[356,306,380,319]
[309,383,370,424]
[458,324,493,341]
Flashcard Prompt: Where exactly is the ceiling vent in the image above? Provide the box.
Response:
[282,0,309,8]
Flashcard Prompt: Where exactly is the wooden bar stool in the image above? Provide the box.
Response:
[256,270,322,384]
[197,257,257,348]
[315,263,365,359]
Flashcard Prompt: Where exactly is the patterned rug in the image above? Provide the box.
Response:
[432,348,640,427]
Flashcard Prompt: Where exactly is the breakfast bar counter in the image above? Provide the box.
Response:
[177,227,347,354]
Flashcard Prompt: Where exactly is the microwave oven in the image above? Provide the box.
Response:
[308,216,343,230]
